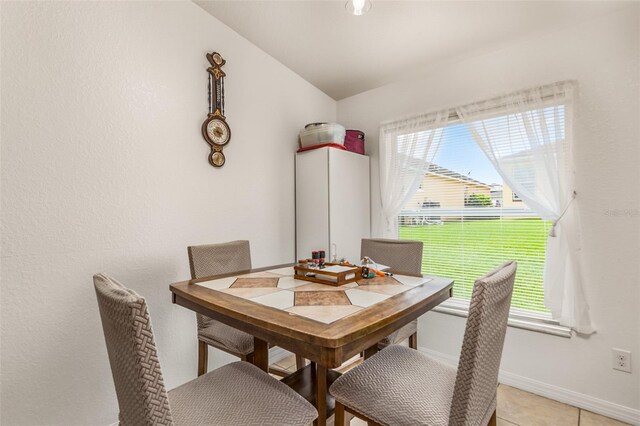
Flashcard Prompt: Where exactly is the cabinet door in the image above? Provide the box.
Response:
[296,149,330,261]
[328,149,370,263]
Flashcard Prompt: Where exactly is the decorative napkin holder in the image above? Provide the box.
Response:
[293,263,362,287]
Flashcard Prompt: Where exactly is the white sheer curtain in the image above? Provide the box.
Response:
[378,110,448,238]
[457,81,593,334]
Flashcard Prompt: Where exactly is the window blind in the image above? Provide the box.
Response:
[398,107,565,315]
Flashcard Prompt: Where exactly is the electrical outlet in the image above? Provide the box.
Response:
[612,348,632,373]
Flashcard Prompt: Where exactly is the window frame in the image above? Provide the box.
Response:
[431,297,571,338]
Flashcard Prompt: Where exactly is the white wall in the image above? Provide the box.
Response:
[0,2,335,424]
[337,6,640,422]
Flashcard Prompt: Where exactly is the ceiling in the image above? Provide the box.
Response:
[196,1,626,100]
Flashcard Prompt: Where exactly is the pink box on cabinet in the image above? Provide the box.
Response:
[344,130,365,154]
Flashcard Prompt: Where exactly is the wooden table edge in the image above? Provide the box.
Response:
[170,267,453,350]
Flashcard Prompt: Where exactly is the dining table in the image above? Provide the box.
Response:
[170,263,454,425]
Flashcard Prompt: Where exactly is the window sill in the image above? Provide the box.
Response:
[433,299,572,338]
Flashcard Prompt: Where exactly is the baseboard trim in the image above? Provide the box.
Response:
[419,346,640,425]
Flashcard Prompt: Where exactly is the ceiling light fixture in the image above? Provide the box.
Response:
[345,0,371,16]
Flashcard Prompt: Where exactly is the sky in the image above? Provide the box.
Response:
[407,105,565,187]
[434,123,502,185]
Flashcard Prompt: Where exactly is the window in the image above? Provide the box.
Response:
[511,166,535,202]
[383,82,590,333]
[398,110,563,317]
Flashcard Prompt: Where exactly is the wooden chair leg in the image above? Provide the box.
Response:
[409,332,417,349]
[334,401,345,426]
[197,340,208,376]
[488,409,497,426]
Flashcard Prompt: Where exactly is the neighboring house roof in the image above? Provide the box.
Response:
[396,152,491,187]
[426,164,491,188]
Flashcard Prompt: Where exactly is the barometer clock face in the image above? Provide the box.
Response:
[204,117,230,146]
[201,52,230,167]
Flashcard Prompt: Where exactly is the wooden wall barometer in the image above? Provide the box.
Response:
[202,52,230,167]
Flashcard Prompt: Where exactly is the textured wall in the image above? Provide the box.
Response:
[337,5,640,419]
[0,2,335,424]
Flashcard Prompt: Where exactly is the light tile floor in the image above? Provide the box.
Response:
[272,354,630,426]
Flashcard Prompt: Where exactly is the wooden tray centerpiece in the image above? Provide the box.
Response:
[293,263,362,287]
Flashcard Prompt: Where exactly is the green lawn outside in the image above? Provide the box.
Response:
[399,218,551,313]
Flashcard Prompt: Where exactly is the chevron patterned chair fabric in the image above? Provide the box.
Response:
[188,240,255,375]
[360,238,424,350]
[330,261,517,426]
[188,240,306,375]
[94,273,317,426]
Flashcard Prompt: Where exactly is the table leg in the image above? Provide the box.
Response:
[364,344,378,359]
[316,364,327,426]
[253,337,269,372]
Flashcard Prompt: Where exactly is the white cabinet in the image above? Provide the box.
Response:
[295,147,370,263]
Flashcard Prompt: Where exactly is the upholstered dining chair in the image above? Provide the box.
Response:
[330,261,517,426]
[361,238,424,353]
[94,273,317,426]
[188,240,304,376]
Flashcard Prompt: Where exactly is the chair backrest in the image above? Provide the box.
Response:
[94,273,173,426]
[188,240,252,330]
[360,238,423,276]
[448,261,517,426]
[188,240,252,279]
